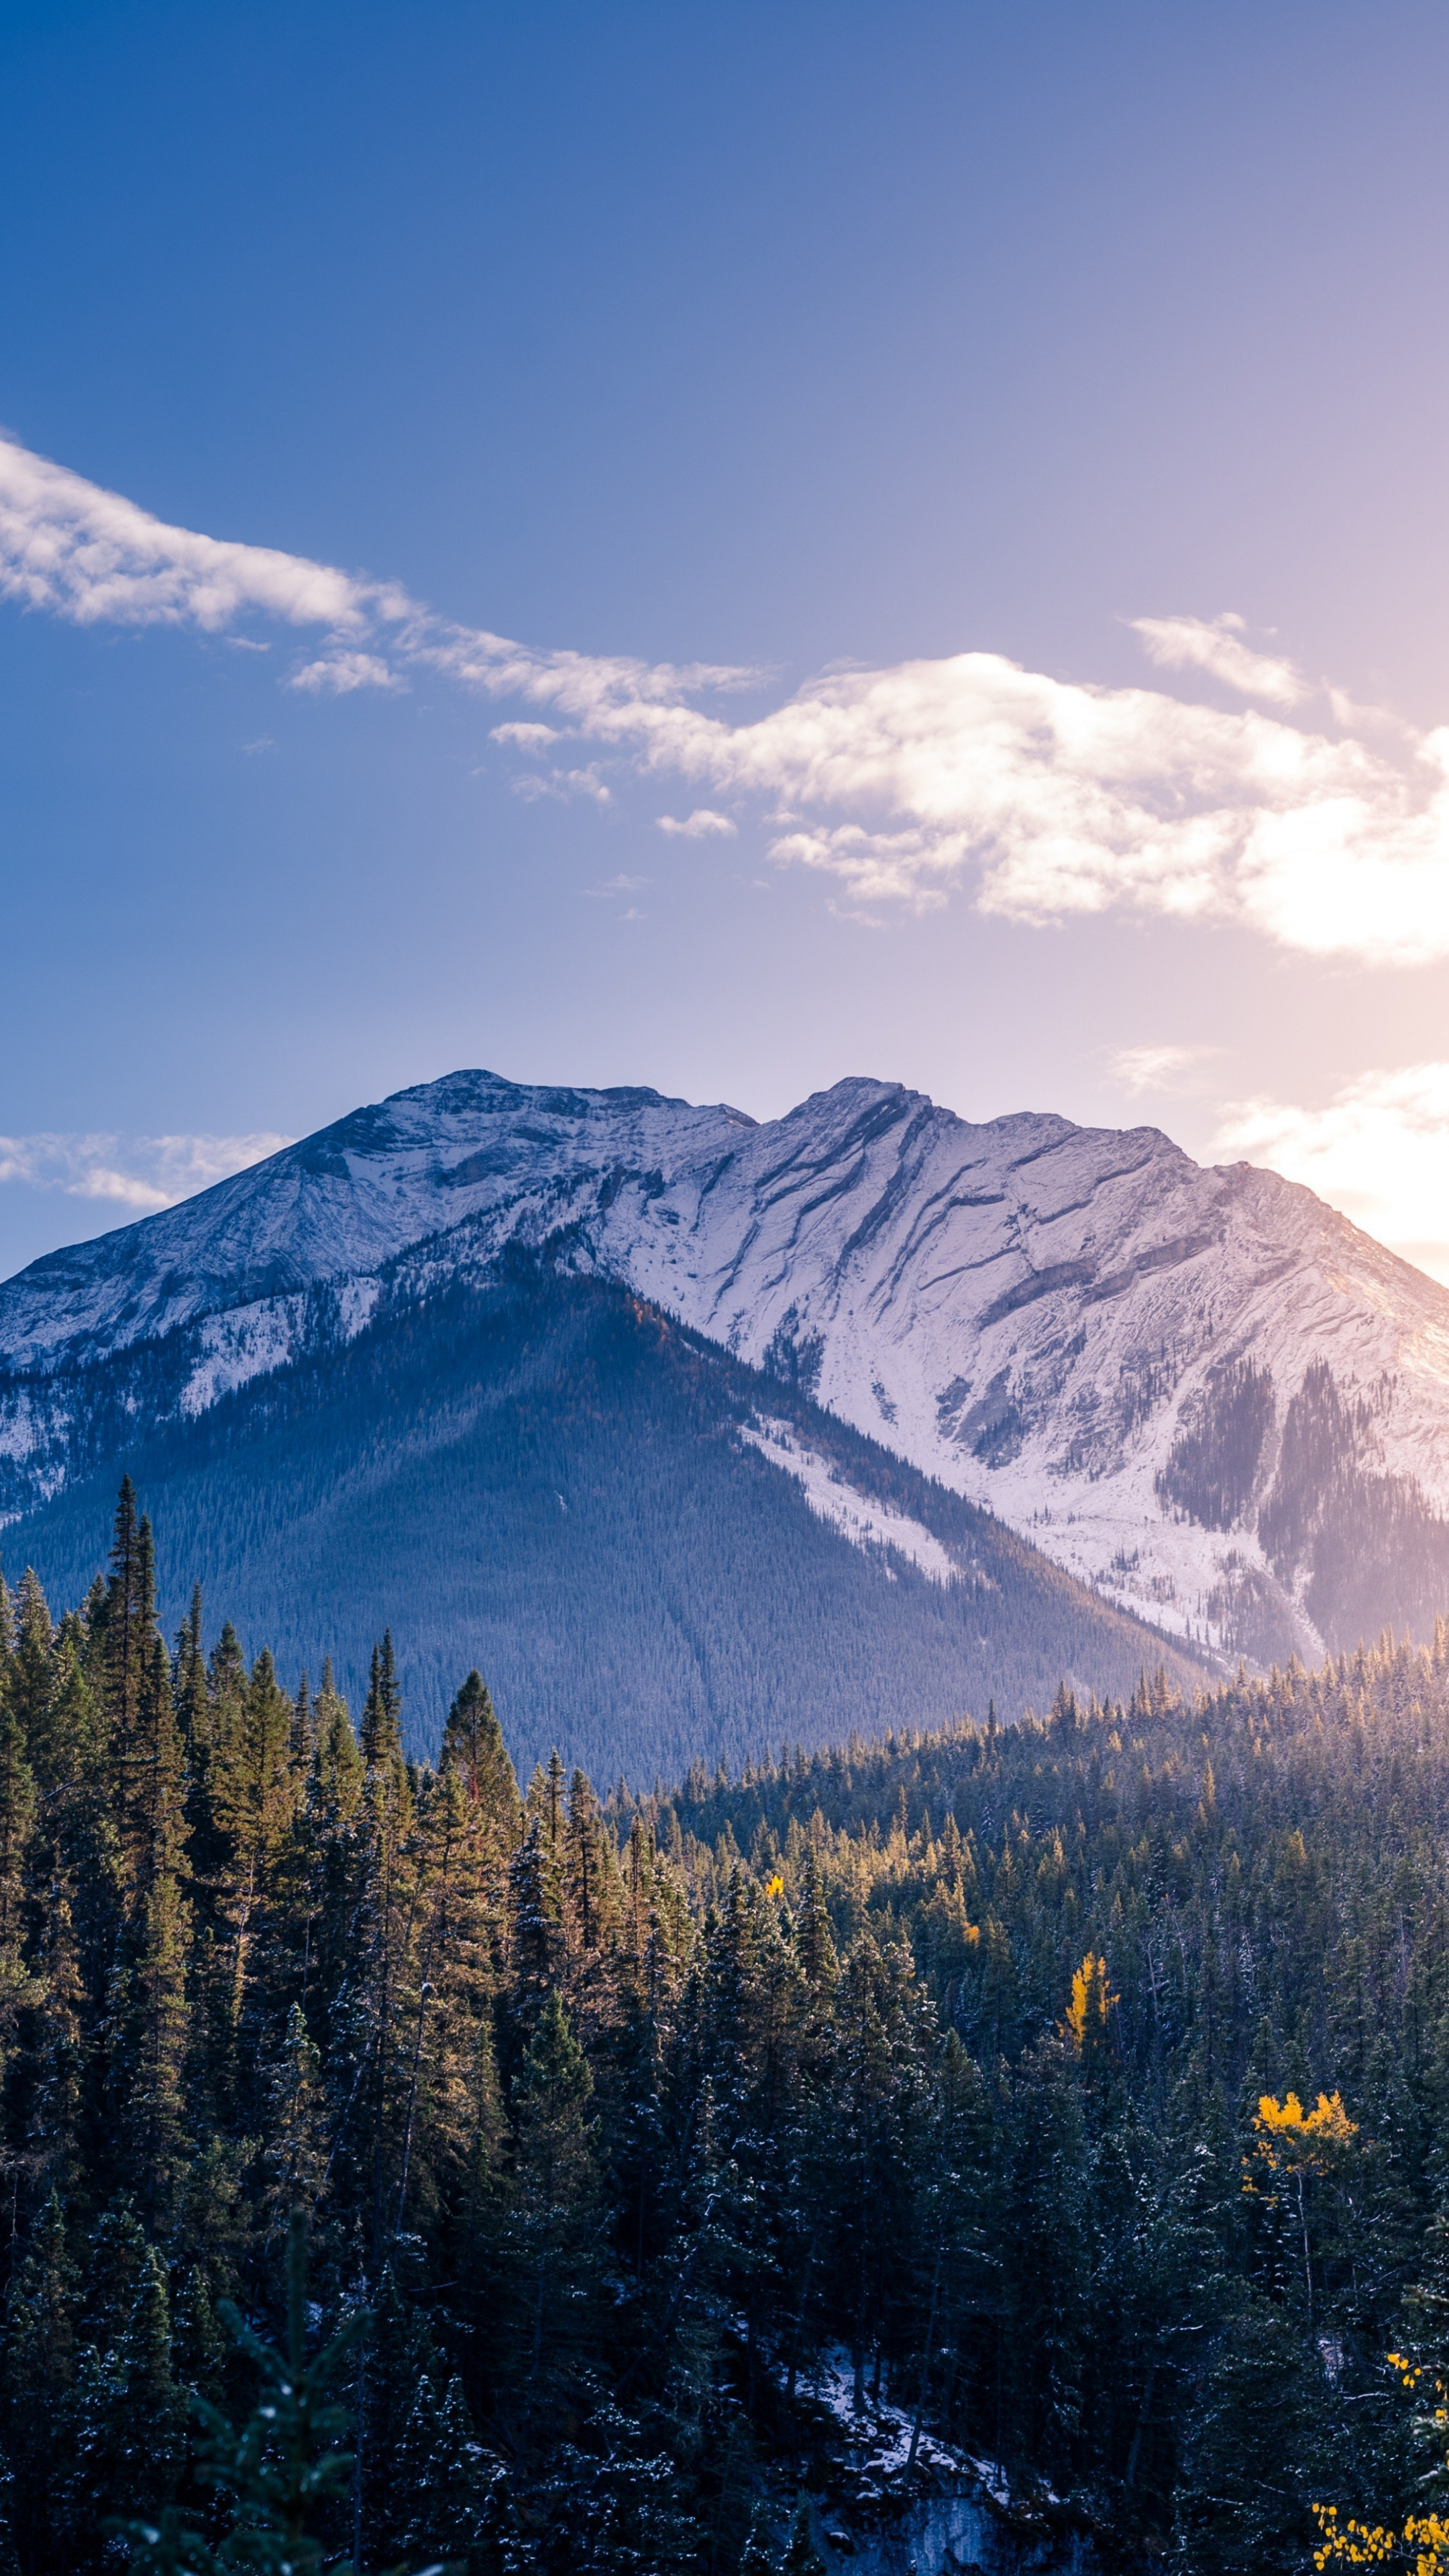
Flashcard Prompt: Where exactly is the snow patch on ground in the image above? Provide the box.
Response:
[798,2346,1030,2507]
[742,1417,962,1585]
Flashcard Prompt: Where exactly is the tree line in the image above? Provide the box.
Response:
[5,1481,1449,2569]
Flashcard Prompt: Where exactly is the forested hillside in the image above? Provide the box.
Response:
[2,1257,1203,1775]
[4,1487,1449,2569]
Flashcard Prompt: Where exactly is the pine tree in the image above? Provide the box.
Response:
[123,1624,193,2216]
[360,1633,404,1774]
[794,1849,839,1990]
[111,2211,379,2576]
[0,1629,37,2096]
[782,2500,826,2576]
[313,1660,364,1831]
[173,1586,209,1769]
[739,2501,780,2576]
[101,1480,148,1743]
[66,2208,184,2552]
[396,2371,495,2567]
[391,1761,497,2237]
[564,1768,621,1965]
[502,1989,600,2442]
[441,1672,519,1832]
[264,2003,328,2231]
[7,1568,53,1754]
[508,1819,564,2022]
[359,2267,440,2561]
[2,2191,77,2567]
[205,1647,300,2040]
[353,1636,412,2253]
[24,1616,104,2196]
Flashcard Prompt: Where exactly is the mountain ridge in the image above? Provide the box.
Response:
[5,1065,1449,1666]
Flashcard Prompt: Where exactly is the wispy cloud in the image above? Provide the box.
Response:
[0,432,402,635]
[510,764,612,806]
[0,1131,292,1214]
[490,721,561,749]
[11,430,1449,967]
[289,650,405,696]
[1214,1067,1449,1284]
[1129,611,1307,707]
[657,808,737,839]
[1109,1042,1220,1094]
[584,873,649,899]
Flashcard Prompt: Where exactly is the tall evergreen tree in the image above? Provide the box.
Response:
[502,1989,600,2444]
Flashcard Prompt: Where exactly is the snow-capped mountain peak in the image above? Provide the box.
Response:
[5,1065,1449,1664]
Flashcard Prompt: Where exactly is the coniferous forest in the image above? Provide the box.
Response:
[9,1483,1449,2569]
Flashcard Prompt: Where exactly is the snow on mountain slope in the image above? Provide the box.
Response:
[738,1417,965,1586]
[0,1074,750,1368]
[5,1066,1449,1660]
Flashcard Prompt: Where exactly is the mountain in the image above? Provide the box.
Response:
[3,1063,1448,1714]
[0,1251,1201,1778]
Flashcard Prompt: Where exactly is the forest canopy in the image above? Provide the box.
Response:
[2,1481,1449,2571]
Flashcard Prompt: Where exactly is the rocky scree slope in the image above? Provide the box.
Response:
[3,1067,1449,1662]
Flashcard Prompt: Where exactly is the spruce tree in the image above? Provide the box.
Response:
[564,1768,621,1964]
[0,1638,37,2093]
[503,1989,600,2441]
[396,2372,495,2567]
[102,1480,147,1742]
[7,1568,54,1754]
[112,2212,397,2576]
[173,1586,209,1768]
[739,2501,780,2576]
[782,2502,826,2576]
[441,1672,519,1831]
[508,1818,564,2023]
[313,1660,364,1831]
[123,1626,192,2216]
[2,2192,77,2568]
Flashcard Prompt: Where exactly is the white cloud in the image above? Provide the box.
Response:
[288,650,405,695]
[768,821,961,910]
[12,431,1449,966]
[1109,1042,1220,1094]
[1214,1067,1449,1283]
[0,431,408,635]
[667,655,1449,963]
[510,765,612,806]
[490,720,561,748]
[1129,612,1307,707]
[584,873,649,898]
[656,807,737,838]
[0,1131,292,1214]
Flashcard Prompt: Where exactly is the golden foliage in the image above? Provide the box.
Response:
[1313,2500,1449,2572]
[1063,1951,1116,2049]
[1313,2359,1449,2571]
[1243,2091,1358,2198]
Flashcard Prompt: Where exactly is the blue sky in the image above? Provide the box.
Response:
[7,2,1449,1277]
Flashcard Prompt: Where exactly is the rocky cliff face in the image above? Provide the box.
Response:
[5,1066,1449,1660]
